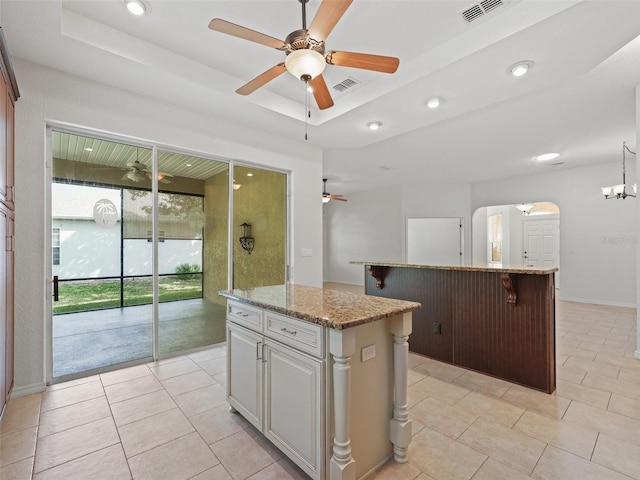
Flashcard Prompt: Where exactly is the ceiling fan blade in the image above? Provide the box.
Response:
[309,74,334,110]
[208,18,286,50]
[236,63,287,95]
[308,0,353,42]
[331,196,348,202]
[326,51,399,73]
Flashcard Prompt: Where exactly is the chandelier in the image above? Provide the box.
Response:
[601,142,636,199]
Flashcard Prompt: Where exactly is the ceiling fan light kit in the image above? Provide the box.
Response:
[322,178,348,203]
[285,49,326,80]
[126,170,147,182]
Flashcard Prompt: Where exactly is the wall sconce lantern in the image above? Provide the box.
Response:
[239,222,255,254]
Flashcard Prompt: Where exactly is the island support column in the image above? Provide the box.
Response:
[389,313,413,462]
[329,328,357,480]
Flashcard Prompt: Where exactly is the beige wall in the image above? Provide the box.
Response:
[233,166,286,289]
[203,170,229,305]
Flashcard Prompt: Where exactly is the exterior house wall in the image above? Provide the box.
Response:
[53,218,202,278]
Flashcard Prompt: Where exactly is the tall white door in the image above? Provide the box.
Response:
[523,216,560,287]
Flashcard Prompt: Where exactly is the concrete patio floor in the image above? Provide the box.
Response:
[52,298,227,378]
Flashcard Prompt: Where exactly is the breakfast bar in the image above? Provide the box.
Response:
[352,261,558,393]
[219,284,421,480]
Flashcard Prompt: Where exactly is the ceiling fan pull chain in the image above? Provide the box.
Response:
[305,82,310,140]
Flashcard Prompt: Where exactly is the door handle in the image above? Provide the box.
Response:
[53,275,59,302]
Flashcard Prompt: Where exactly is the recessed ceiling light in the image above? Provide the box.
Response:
[185,163,192,167]
[510,61,534,77]
[247,173,253,177]
[426,97,441,109]
[84,147,93,152]
[367,121,382,131]
[125,0,147,16]
[534,152,560,162]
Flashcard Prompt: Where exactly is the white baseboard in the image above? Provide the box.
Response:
[558,296,637,309]
[11,382,46,398]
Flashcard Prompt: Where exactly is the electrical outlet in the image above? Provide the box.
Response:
[301,248,312,257]
[362,344,376,362]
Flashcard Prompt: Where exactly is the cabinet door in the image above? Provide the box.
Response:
[0,78,5,203]
[5,91,14,207]
[227,322,262,430]
[264,340,323,480]
[5,213,13,398]
[0,208,6,411]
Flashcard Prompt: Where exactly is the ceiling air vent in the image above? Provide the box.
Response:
[461,0,504,23]
[332,77,360,93]
[481,0,503,13]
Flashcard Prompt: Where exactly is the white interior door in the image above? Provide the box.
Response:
[407,218,462,265]
[523,216,560,287]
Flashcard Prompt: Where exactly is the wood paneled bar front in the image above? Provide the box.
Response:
[352,261,558,393]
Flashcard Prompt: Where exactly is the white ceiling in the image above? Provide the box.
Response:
[3,0,640,194]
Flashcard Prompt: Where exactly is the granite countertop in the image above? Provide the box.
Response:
[351,260,558,275]
[218,284,421,330]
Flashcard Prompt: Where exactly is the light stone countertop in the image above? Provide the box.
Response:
[350,260,558,275]
[218,284,421,330]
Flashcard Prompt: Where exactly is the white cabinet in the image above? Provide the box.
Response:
[226,301,324,480]
[227,322,262,430]
[264,339,323,477]
[222,290,415,480]
[0,27,17,420]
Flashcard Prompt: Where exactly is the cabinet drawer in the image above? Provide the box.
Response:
[227,300,263,332]
[265,312,323,357]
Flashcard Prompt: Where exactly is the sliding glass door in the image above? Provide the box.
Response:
[232,165,287,289]
[51,135,153,377]
[157,150,229,355]
[49,128,287,382]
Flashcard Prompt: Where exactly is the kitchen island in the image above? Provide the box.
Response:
[351,261,557,393]
[219,284,421,480]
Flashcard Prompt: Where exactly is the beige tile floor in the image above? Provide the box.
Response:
[2,286,640,479]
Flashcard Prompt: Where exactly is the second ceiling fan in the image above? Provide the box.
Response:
[209,0,400,110]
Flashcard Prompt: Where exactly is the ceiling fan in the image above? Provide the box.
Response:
[322,178,347,203]
[121,160,173,184]
[208,0,400,110]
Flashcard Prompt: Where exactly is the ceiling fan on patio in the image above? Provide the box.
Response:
[208,0,400,110]
[121,159,174,184]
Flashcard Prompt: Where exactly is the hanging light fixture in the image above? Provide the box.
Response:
[515,203,534,214]
[601,142,637,199]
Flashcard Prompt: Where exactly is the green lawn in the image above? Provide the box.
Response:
[53,276,203,314]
